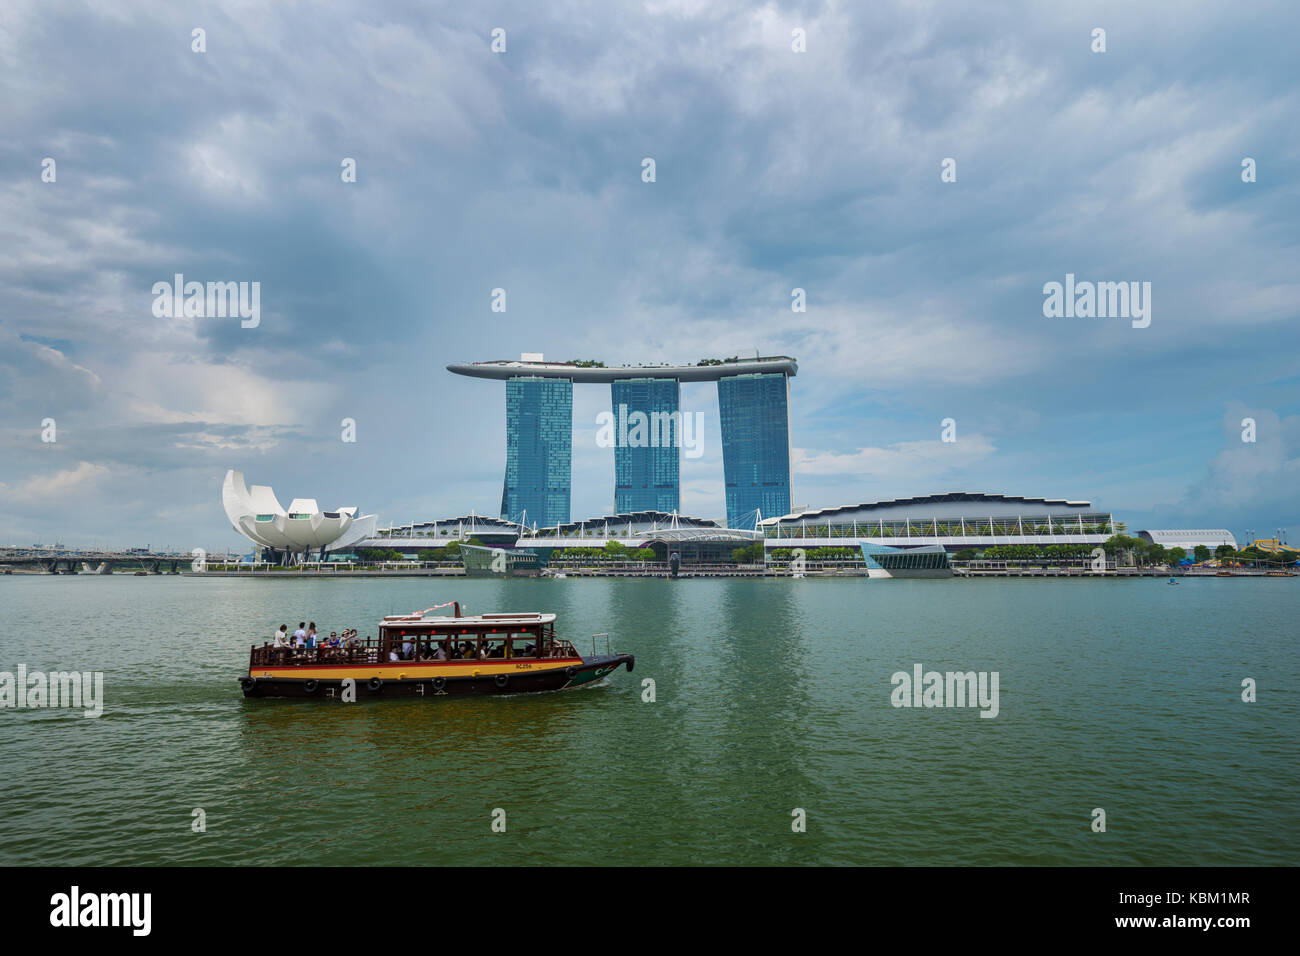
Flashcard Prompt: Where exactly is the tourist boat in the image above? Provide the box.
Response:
[239,602,634,699]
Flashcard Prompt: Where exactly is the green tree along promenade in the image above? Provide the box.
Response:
[730,543,766,564]
[979,543,1099,561]
[767,547,859,561]
[351,538,485,564]
[552,541,656,562]
[355,547,405,562]
[960,536,1295,570]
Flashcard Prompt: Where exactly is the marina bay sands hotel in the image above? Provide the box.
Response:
[447,355,797,529]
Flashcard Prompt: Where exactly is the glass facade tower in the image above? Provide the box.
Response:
[450,356,797,530]
[500,376,571,528]
[717,372,793,528]
[611,378,681,514]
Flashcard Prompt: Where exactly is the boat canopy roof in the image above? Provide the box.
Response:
[379,610,555,631]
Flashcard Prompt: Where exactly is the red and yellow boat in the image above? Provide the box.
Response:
[239,602,633,699]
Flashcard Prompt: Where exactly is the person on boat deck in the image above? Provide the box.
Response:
[402,638,414,659]
[388,646,400,661]
[432,643,448,661]
[461,643,475,660]
[273,625,289,647]
[306,623,318,647]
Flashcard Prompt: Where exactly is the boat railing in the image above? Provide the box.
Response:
[550,638,579,658]
[249,638,382,668]
[589,632,611,656]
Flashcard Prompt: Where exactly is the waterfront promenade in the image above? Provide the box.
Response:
[188,565,466,577]
[8,554,1290,579]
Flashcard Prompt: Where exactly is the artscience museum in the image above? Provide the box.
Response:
[221,470,378,562]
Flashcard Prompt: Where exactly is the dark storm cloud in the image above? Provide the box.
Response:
[0,0,1297,544]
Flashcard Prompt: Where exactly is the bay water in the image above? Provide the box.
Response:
[0,575,1295,865]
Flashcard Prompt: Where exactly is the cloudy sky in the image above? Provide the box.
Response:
[1,0,1297,551]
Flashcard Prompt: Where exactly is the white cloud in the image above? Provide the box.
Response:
[31,343,102,388]
[1180,406,1300,513]
[794,434,996,477]
[0,461,110,504]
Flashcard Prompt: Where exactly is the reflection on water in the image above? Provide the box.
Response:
[0,575,1296,865]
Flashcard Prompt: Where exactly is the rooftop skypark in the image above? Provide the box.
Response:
[446,355,798,383]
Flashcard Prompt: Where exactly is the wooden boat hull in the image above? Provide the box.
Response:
[239,654,634,699]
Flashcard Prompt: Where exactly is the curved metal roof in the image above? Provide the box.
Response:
[447,357,797,383]
[760,492,1095,524]
[1137,530,1237,546]
[539,511,721,534]
[634,528,761,542]
[380,515,522,533]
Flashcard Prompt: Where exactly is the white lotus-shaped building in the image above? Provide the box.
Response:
[222,469,377,558]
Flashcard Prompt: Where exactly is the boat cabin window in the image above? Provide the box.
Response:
[382,628,458,661]
[378,622,548,661]
[509,631,538,657]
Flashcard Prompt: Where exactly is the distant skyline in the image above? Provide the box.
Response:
[1,1,1297,552]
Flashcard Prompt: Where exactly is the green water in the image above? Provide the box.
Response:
[0,575,1295,865]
